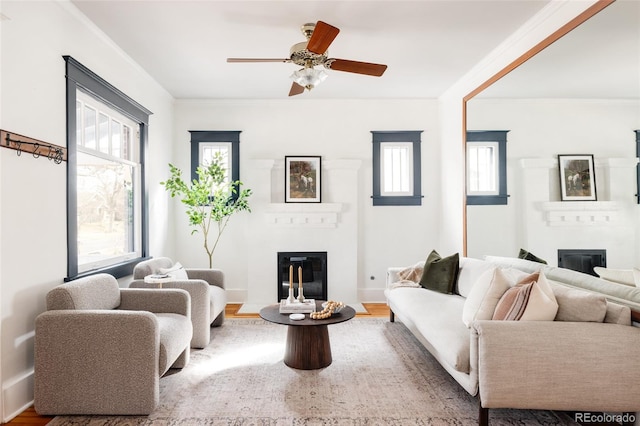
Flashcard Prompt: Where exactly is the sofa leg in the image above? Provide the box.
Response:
[479,404,489,426]
[389,310,395,322]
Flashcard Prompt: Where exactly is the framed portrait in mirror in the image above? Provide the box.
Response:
[558,154,596,201]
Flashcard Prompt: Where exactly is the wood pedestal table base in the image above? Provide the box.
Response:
[259,301,356,370]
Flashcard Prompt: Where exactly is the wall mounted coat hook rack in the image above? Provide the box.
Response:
[1,129,67,164]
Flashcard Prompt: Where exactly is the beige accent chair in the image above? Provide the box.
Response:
[130,257,226,348]
[34,273,192,415]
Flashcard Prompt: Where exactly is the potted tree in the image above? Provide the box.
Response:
[161,153,251,268]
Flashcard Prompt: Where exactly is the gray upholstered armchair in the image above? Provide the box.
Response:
[130,257,226,348]
[34,273,192,415]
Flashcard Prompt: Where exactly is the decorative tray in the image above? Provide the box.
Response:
[279,299,316,314]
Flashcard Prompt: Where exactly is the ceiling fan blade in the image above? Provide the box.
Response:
[326,59,387,76]
[227,58,290,63]
[306,21,340,54]
[288,82,305,97]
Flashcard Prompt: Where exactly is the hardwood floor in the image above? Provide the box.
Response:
[4,303,389,425]
[3,408,52,426]
[225,302,390,318]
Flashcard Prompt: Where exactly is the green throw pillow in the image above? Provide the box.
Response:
[419,250,459,294]
[518,248,547,265]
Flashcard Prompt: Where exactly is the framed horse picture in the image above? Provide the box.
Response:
[558,154,597,201]
[285,156,321,203]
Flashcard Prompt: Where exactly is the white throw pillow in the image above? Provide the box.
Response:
[594,267,636,287]
[634,268,640,288]
[521,272,558,320]
[159,262,189,280]
[462,267,512,327]
[457,257,497,298]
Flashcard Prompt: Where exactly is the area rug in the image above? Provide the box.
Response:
[49,318,578,425]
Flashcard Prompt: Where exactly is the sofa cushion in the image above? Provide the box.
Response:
[495,272,558,321]
[593,267,638,287]
[156,313,192,375]
[388,287,470,373]
[484,255,547,274]
[210,284,227,319]
[518,248,548,264]
[419,250,459,294]
[604,302,632,325]
[549,281,607,322]
[462,267,513,327]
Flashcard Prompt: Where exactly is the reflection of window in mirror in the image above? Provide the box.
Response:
[466,130,508,205]
[189,130,240,199]
[371,130,423,206]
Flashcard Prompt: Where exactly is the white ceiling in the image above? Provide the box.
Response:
[480,0,640,99]
[70,0,639,100]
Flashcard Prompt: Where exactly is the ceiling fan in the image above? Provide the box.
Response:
[227,21,388,96]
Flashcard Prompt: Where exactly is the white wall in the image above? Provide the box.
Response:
[0,1,174,420]
[172,99,442,306]
[466,98,640,266]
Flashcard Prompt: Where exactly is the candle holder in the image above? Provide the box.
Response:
[297,286,305,303]
[287,287,295,303]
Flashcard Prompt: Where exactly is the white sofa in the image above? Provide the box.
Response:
[385,255,640,425]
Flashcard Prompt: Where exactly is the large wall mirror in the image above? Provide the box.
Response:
[465,0,640,269]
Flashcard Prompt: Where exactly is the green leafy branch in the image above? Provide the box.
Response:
[161,153,252,268]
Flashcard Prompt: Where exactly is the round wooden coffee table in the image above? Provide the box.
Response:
[259,300,356,370]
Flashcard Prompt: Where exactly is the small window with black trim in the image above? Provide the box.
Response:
[466,130,508,205]
[189,130,241,200]
[372,131,423,206]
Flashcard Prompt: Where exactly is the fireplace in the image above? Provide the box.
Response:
[557,249,606,276]
[277,252,327,301]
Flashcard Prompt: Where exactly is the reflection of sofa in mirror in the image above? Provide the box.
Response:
[130,257,227,349]
[34,273,192,415]
[385,256,640,425]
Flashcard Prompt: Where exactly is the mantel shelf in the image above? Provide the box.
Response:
[265,203,343,228]
[540,201,619,226]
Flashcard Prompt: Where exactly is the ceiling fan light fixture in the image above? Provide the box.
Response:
[290,67,328,90]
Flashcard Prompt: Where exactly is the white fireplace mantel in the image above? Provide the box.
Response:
[540,201,620,226]
[265,203,343,228]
